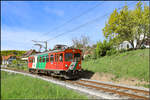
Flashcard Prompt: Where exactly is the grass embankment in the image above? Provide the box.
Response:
[1,71,87,99]
[82,49,149,82]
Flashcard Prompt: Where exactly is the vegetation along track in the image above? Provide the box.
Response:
[1,68,149,99]
[67,80,149,100]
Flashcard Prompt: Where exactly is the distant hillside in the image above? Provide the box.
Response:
[1,50,26,57]
[82,49,149,81]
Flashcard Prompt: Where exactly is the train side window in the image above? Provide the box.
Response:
[55,54,57,62]
[49,55,51,62]
[28,58,30,63]
[43,56,45,62]
[29,58,31,63]
[40,57,42,62]
[59,53,63,62]
[56,54,59,62]
[38,57,39,62]
[31,58,33,63]
[33,58,35,63]
[46,55,49,62]
[50,55,54,62]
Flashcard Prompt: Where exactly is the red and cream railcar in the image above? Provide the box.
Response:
[28,48,82,79]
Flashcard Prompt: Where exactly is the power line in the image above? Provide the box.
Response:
[39,2,104,37]
[46,1,137,42]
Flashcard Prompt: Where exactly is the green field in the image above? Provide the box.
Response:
[82,49,149,81]
[1,71,87,99]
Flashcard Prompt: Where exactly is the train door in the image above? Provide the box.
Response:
[32,56,37,69]
[41,56,46,69]
[55,53,59,69]
[38,56,42,69]
[50,54,54,69]
[57,53,63,70]
[55,53,63,70]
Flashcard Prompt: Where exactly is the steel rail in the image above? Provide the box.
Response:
[68,81,149,100]
[80,80,149,95]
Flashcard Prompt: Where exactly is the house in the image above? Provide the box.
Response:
[117,35,149,50]
[21,49,40,60]
[2,54,16,65]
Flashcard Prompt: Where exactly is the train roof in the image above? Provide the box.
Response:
[29,48,81,57]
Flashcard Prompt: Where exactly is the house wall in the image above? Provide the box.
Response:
[2,57,16,65]
[117,38,149,50]
[2,60,9,65]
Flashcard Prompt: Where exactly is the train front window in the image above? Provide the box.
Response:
[65,53,73,61]
[74,53,81,62]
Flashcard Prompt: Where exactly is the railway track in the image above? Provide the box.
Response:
[1,68,149,99]
[67,79,149,100]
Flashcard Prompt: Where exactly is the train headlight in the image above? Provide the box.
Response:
[65,64,68,67]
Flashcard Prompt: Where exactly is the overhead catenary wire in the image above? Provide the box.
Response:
[39,2,104,37]
[46,1,137,42]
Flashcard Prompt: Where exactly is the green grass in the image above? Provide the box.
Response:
[82,49,149,81]
[1,71,87,99]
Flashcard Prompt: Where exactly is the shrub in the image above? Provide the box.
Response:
[12,60,17,65]
[84,54,91,61]
[106,49,117,56]
[119,48,126,53]
[140,45,146,49]
[91,49,97,59]
[96,40,113,57]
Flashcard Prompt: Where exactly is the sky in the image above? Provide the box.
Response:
[1,1,149,51]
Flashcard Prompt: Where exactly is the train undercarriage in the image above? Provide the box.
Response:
[29,68,82,79]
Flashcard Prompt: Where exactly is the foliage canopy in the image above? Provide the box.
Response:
[103,2,149,49]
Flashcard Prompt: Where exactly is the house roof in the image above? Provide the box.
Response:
[22,49,37,57]
[2,54,16,60]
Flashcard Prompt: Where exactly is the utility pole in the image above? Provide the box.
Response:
[32,40,48,52]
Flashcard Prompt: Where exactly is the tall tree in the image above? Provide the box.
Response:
[133,2,150,48]
[103,2,149,49]
[72,35,90,57]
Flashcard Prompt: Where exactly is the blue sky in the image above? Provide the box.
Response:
[1,1,148,51]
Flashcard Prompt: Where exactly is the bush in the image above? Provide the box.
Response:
[84,54,91,61]
[106,49,117,56]
[140,45,146,49]
[96,40,113,57]
[12,60,17,64]
[91,49,97,59]
[119,49,126,53]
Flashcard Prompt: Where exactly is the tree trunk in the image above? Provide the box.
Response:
[136,35,145,49]
[129,40,135,49]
